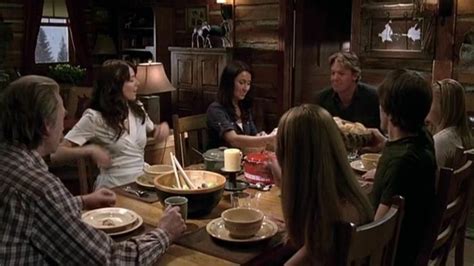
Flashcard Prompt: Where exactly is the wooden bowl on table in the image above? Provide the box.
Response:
[154,170,226,217]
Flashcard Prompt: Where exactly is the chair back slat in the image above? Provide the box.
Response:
[417,147,474,265]
[77,157,97,194]
[172,114,208,166]
[336,196,405,266]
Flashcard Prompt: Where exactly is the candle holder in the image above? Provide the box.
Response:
[221,167,248,191]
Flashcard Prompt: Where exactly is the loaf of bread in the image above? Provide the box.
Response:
[333,117,372,149]
[333,117,369,135]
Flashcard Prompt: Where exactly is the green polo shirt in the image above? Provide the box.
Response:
[372,128,436,265]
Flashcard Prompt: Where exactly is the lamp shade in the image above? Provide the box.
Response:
[216,0,226,3]
[136,62,175,95]
[93,34,117,55]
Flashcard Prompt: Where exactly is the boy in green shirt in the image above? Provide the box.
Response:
[368,69,436,265]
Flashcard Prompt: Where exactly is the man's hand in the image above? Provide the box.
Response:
[86,144,112,168]
[81,188,116,210]
[360,128,387,153]
[153,122,170,143]
[157,206,186,242]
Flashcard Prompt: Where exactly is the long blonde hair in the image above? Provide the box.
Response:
[433,79,473,149]
[276,104,373,264]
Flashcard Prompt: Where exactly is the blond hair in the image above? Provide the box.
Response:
[0,75,60,149]
[276,104,373,264]
[433,79,473,148]
[328,52,362,82]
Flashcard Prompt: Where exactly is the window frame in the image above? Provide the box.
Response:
[35,16,75,65]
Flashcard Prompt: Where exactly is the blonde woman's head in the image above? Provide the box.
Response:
[426,78,473,148]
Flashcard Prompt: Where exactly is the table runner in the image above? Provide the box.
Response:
[174,227,284,265]
[113,182,160,203]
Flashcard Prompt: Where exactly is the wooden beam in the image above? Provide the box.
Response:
[432,1,457,81]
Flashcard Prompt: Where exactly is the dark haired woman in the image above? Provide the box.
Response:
[206,60,275,149]
[53,60,169,189]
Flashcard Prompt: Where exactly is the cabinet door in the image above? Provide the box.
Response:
[196,54,225,113]
[173,53,198,115]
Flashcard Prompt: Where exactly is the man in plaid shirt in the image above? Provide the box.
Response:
[0,76,186,265]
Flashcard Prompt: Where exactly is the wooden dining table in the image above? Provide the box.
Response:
[113,182,285,266]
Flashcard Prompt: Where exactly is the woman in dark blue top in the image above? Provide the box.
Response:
[206,60,275,149]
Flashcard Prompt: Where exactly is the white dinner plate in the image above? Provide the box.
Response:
[350,160,368,173]
[82,207,139,233]
[206,217,278,243]
[107,215,144,236]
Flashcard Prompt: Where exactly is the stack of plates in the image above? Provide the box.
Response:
[82,207,143,236]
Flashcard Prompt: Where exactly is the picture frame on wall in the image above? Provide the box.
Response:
[358,2,435,60]
[185,6,208,31]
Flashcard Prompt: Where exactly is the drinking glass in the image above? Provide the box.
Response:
[230,191,261,209]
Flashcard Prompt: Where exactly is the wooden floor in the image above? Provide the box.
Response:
[447,238,474,266]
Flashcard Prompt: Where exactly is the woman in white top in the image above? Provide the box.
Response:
[52,60,169,189]
[425,79,473,167]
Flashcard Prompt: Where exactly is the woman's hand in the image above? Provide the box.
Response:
[266,156,282,187]
[362,168,376,182]
[86,144,112,168]
[81,188,116,210]
[153,122,170,143]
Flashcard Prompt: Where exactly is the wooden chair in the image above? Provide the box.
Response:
[417,147,474,266]
[172,114,208,167]
[77,157,97,194]
[335,196,405,266]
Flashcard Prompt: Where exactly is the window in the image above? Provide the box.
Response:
[35,0,70,64]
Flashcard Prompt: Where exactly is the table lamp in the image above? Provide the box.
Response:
[136,62,176,124]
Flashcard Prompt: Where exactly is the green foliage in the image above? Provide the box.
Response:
[48,64,86,85]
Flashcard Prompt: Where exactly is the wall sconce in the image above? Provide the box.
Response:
[216,0,232,20]
[136,62,176,123]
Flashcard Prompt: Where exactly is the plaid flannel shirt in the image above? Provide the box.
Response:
[0,144,170,265]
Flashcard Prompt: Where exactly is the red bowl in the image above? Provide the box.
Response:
[243,151,275,185]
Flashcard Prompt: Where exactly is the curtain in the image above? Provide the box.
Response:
[65,0,92,85]
[21,0,44,75]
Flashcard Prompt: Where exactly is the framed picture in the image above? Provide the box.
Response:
[186,6,208,31]
[358,2,435,59]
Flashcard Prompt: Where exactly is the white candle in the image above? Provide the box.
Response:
[224,148,242,171]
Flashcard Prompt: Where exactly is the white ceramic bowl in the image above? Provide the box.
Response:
[221,208,264,239]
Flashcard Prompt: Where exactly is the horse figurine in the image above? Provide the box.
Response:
[210,19,232,48]
[191,22,212,48]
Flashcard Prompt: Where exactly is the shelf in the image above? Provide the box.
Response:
[123,48,153,52]
[124,27,153,31]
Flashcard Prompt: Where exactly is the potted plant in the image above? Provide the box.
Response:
[48,64,86,85]
[48,64,86,102]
